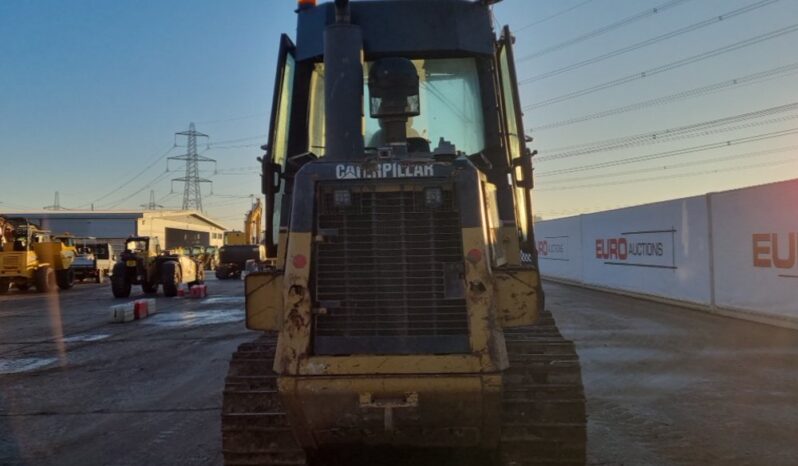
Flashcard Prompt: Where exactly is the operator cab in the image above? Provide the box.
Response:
[125,237,160,255]
[262,0,536,266]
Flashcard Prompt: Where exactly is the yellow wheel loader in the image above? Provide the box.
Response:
[222,1,586,464]
[0,221,76,294]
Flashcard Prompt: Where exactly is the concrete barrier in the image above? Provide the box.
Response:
[189,284,208,298]
[110,298,157,323]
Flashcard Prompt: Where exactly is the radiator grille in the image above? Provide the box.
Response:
[312,182,469,355]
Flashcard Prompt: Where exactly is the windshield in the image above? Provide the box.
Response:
[308,57,485,156]
[126,239,147,252]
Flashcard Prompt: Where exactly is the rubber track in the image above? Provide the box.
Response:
[221,310,587,466]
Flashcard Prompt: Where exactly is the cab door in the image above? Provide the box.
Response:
[263,34,296,258]
[496,26,538,263]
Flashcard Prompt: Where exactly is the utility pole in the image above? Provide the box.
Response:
[43,191,62,210]
[169,122,214,212]
[141,190,163,210]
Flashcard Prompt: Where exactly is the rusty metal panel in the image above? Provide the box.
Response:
[245,271,283,331]
[494,267,542,327]
[279,375,501,449]
[298,354,483,376]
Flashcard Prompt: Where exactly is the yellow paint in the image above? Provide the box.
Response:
[499,225,521,266]
[274,231,313,373]
[494,267,542,327]
[461,226,507,371]
[275,230,289,269]
[245,271,283,331]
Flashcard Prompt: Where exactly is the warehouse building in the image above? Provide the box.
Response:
[0,210,226,253]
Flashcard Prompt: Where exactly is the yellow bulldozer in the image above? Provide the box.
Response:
[222,1,586,465]
[0,220,76,293]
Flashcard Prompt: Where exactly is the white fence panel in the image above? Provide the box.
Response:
[711,179,798,321]
[534,216,582,281]
[573,196,711,304]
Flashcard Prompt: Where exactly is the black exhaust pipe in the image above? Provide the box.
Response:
[323,0,364,160]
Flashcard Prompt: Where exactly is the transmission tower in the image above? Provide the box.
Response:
[169,122,214,211]
[43,191,63,210]
[141,190,163,210]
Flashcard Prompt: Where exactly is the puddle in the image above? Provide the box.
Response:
[62,334,111,343]
[0,357,58,374]
[141,309,244,327]
[202,296,244,305]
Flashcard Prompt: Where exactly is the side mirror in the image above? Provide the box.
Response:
[511,149,537,189]
[261,161,282,198]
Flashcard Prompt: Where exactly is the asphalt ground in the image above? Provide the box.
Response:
[546,281,798,466]
[0,275,255,466]
[1,277,796,465]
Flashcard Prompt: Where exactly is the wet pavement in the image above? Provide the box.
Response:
[546,281,798,466]
[1,277,796,465]
[0,276,255,465]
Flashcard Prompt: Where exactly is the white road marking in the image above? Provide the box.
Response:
[0,357,58,374]
[62,334,111,343]
[140,309,243,328]
[202,296,244,305]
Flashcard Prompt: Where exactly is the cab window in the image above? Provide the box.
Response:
[307,58,486,156]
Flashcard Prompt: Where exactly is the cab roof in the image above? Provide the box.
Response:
[295,0,495,61]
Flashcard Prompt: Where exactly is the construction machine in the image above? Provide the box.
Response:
[225,199,264,246]
[222,1,586,465]
[110,236,204,298]
[0,220,76,293]
[73,239,114,283]
[190,244,220,271]
[214,244,267,280]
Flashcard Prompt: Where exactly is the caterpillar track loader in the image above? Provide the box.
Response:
[222,1,586,464]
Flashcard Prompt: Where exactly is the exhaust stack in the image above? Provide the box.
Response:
[323,0,364,160]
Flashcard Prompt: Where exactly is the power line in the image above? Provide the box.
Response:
[524,23,798,110]
[208,134,268,146]
[537,102,798,162]
[537,113,798,162]
[103,170,173,209]
[536,127,798,177]
[208,193,253,199]
[529,61,798,131]
[208,143,262,150]
[78,145,176,208]
[519,0,781,85]
[515,0,596,33]
[538,144,798,186]
[195,113,266,125]
[517,0,693,62]
[536,157,798,192]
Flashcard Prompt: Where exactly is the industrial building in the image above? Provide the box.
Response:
[0,210,226,253]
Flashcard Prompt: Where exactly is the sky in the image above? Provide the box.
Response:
[1,0,797,224]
